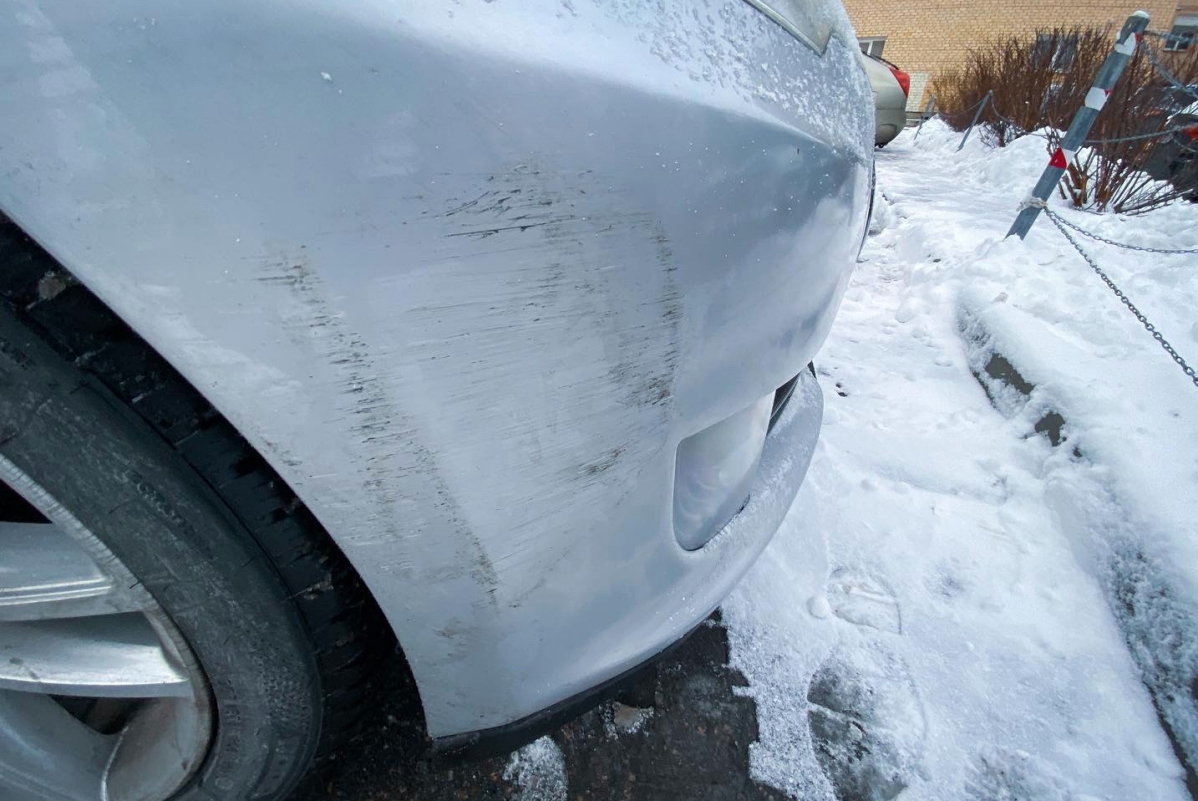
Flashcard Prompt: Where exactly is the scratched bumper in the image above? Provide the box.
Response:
[0,0,870,742]
[512,368,821,726]
[434,367,823,755]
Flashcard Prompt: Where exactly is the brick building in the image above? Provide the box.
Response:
[842,0,1196,110]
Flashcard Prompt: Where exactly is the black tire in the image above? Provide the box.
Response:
[0,218,392,800]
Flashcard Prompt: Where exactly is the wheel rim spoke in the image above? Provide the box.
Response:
[106,697,209,801]
[0,613,192,697]
[0,689,115,801]
[0,456,212,800]
[0,521,142,622]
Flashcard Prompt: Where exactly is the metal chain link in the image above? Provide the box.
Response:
[938,94,991,120]
[989,104,1038,134]
[1044,207,1198,254]
[1042,208,1198,390]
[1081,125,1194,144]
[1141,37,1198,101]
[987,103,1188,145]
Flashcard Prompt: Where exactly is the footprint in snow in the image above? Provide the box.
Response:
[963,746,1072,801]
[807,642,927,801]
[826,567,902,635]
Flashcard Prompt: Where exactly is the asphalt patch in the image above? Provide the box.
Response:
[293,610,791,801]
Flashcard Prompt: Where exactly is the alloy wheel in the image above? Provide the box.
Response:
[0,453,212,801]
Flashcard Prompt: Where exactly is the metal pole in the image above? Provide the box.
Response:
[914,94,936,141]
[1008,11,1150,239]
[958,90,993,151]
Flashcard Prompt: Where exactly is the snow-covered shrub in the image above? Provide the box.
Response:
[935,27,1198,213]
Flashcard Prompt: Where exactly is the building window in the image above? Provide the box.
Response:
[1165,16,1197,51]
[1033,33,1078,71]
[858,37,886,58]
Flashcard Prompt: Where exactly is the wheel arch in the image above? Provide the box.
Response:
[0,210,425,748]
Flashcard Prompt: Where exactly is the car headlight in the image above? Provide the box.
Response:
[741,0,836,53]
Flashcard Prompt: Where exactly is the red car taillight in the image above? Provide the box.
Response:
[889,65,910,98]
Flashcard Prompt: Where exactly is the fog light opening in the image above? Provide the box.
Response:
[672,393,773,551]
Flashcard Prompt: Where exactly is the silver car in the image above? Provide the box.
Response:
[0,2,872,800]
[861,51,910,146]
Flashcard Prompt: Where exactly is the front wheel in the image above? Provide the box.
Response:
[0,222,387,801]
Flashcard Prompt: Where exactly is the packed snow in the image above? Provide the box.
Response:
[724,119,1198,800]
[504,736,568,801]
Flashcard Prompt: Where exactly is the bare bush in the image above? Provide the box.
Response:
[933,27,1198,213]
[933,28,1114,146]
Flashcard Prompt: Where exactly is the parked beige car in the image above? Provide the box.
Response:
[861,52,910,146]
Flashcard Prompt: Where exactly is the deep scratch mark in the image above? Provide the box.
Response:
[582,446,627,477]
[444,217,577,239]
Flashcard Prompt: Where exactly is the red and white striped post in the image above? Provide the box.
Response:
[1008,11,1150,239]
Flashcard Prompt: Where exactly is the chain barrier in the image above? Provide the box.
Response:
[987,101,1188,146]
[1082,125,1194,144]
[954,101,1186,148]
[1024,200,1198,390]
[990,105,1028,130]
[988,103,1038,135]
[1044,206,1198,254]
[938,94,991,121]
[1142,32,1198,102]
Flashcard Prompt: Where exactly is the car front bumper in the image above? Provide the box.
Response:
[0,0,869,741]
[433,366,824,757]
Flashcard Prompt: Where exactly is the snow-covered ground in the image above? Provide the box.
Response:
[725,120,1198,800]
